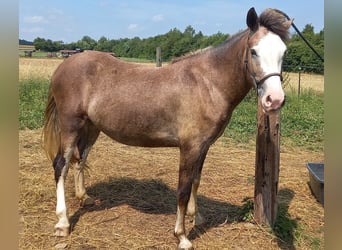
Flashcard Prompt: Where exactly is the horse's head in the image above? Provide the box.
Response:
[246,7,292,113]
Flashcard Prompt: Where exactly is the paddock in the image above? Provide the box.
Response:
[19,129,323,249]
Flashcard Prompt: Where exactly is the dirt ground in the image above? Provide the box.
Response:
[19,129,324,249]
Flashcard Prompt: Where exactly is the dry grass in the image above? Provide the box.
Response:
[19,58,62,81]
[19,129,324,249]
[284,72,324,93]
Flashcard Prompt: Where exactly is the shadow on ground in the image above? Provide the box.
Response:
[70,177,241,237]
[274,188,298,250]
[69,177,298,248]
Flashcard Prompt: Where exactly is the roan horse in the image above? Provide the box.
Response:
[43,7,292,249]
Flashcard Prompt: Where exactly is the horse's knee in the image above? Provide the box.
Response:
[177,184,192,209]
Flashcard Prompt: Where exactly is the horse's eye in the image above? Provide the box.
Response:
[251,49,257,57]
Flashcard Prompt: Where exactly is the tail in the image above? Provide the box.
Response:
[42,89,61,162]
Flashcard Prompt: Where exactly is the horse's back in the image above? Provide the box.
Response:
[52,51,122,86]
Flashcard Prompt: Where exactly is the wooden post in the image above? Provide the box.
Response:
[156,47,162,67]
[298,68,302,97]
[254,100,280,227]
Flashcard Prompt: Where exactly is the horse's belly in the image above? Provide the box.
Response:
[89,112,179,147]
[101,128,179,147]
[87,92,180,147]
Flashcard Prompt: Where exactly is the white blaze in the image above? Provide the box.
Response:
[252,32,286,112]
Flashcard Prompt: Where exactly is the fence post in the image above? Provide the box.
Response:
[298,66,302,96]
[156,47,162,67]
[254,100,280,227]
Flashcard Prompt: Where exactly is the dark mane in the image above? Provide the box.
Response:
[259,8,290,41]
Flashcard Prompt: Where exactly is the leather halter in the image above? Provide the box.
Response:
[244,48,283,92]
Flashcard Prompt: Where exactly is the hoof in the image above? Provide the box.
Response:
[178,237,193,250]
[80,195,95,207]
[54,226,69,237]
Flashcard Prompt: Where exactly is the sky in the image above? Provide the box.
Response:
[19,0,324,43]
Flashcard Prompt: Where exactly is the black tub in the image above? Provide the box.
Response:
[306,163,324,205]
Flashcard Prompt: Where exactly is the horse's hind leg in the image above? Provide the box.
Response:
[73,122,100,206]
[53,131,79,236]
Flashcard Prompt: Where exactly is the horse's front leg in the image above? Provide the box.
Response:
[186,177,205,226]
[174,169,193,249]
[174,143,209,249]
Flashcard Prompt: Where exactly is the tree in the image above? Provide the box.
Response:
[284,25,324,74]
[76,36,97,50]
[95,36,113,52]
[33,37,46,51]
[31,23,323,74]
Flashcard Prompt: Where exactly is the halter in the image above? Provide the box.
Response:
[244,48,283,93]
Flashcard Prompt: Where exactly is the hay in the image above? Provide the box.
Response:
[19,129,324,249]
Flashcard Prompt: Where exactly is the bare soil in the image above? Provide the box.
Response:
[19,129,323,249]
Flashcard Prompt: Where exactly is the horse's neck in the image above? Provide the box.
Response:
[208,34,252,106]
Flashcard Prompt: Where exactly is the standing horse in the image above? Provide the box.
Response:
[43,7,291,249]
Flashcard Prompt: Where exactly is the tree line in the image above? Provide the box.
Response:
[30,24,324,74]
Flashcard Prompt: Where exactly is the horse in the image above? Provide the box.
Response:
[42,7,292,249]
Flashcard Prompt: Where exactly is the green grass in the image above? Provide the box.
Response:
[281,89,324,150]
[19,78,50,129]
[19,79,324,151]
[118,57,155,63]
[225,89,324,151]
[19,50,52,58]
[224,92,258,144]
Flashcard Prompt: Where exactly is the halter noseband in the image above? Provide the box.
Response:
[244,48,283,92]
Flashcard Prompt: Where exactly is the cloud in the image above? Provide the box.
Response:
[151,14,164,22]
[128,23,139,31]
[24,16,48,24]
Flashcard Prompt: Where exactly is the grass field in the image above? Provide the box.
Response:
[19,57,324,249]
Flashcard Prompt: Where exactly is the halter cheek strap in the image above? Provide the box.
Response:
[244,49,283,91]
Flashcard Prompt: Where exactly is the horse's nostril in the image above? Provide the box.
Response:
[266,95,272,106]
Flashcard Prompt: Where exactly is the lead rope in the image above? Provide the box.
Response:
[273,9,324,62]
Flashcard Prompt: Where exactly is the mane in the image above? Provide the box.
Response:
[170,8,291,64]
[170,30,248,64]
[170,46,213,64]
[259,8,291,41]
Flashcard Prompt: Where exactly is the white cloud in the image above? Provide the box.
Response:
[128,23,139,31]
[24,16,48,24]
[151,14,164,22]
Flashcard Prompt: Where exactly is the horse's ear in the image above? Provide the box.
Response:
[284,18,294,30]
[246,7,258,32]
